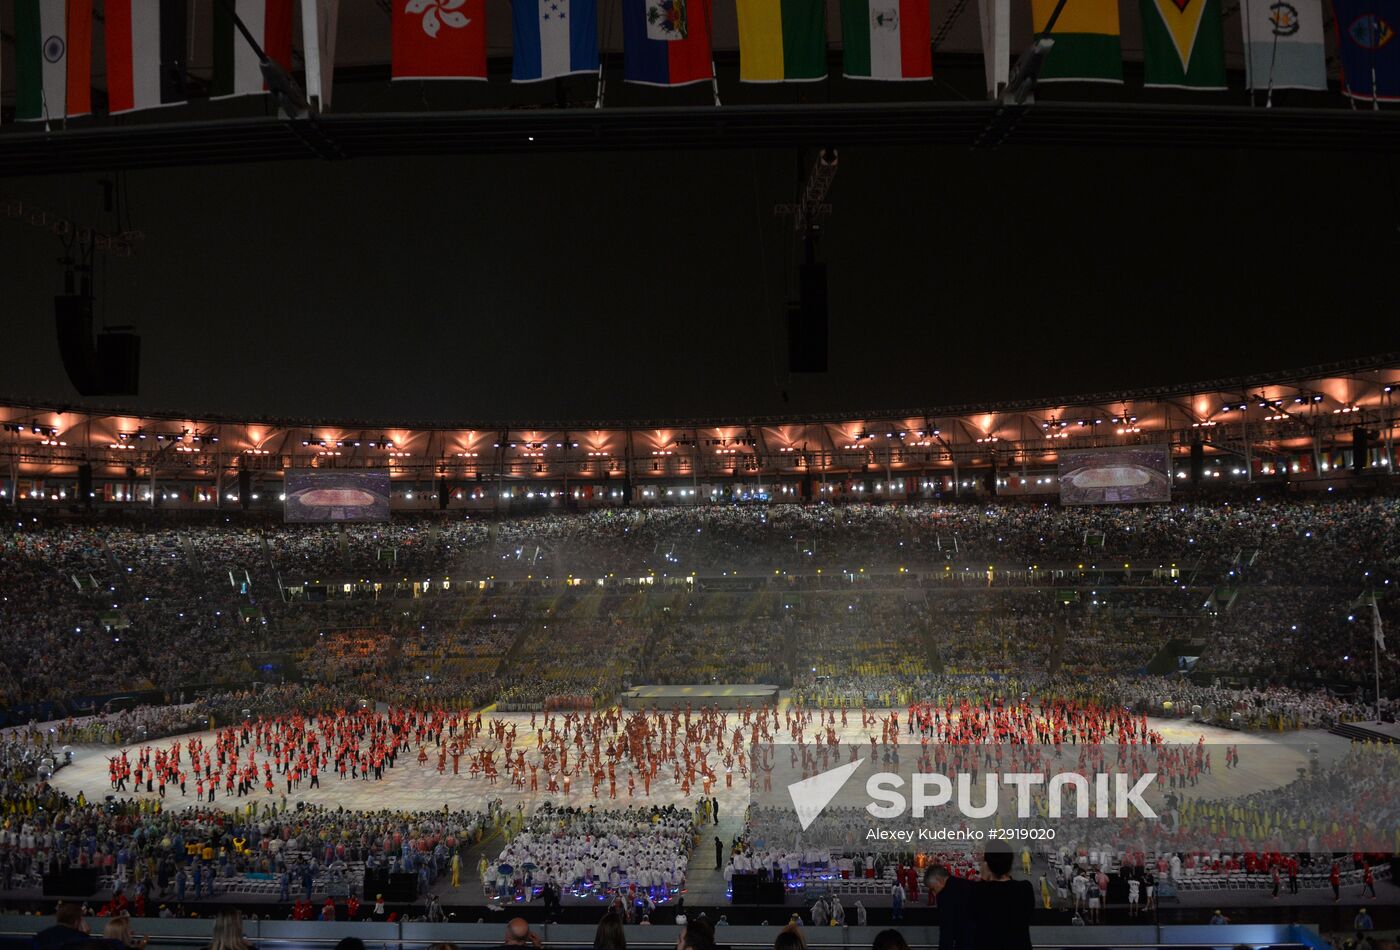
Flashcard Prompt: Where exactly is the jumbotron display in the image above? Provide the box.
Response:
[1058,447,1172,505]
[283,469,391,522]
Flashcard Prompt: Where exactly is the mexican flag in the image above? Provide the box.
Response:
[840,0,931,80]
[1141,0,1227,90]
[737,0,827,82]
[1032,0,1122,84]
[211,0,295,98]
[13,0,93,121]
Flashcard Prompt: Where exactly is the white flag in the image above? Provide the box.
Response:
[1240,0,1327,92]
[300,0,340,110]
[1374,597,1386,652]
[977,0,1009,99]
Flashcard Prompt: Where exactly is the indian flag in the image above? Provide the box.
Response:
[13,0,93,121]
[840,0,931,80]
[1031,0,1122,84]
[212,0,295,99]
[736,0,827,83]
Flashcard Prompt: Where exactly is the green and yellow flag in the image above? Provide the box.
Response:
[736,0,827,82]
[1140,0,1226,89]
[1032,0,1122,83]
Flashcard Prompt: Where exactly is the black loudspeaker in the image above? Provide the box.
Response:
[77,464,93,507]
[54,296,141,396]
[54,294,103,396]
[786,263,828,373]
[364,868,388,898]
[43,868,98,896]
[437,477,450,509]
[984,470,997,493]
[1190,441,1204,483]
[238,470,252,510]
[1353,427,1369,472]
[731,875,760,904]
[387,872,418,901]
[97,329,141,395]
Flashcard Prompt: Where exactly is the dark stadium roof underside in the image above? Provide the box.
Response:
[7,102,1400,176]
[3,354,1395,434]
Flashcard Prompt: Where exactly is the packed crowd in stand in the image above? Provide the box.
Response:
[0,774,494,907]
[0,494,1396,926]
[3,497,1395,712]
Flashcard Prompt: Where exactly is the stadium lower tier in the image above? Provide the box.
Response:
[1,498,1396,709]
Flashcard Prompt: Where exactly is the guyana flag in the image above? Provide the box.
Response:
[1140,0,1226,89]
[736,0,827,82]
[1032,0,1122,83]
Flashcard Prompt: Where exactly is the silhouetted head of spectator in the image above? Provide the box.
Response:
[594,912,627,950]
[773,925,806,950]
[871,930,911,950]
[982,846,1014,879]
[924,864,952,893]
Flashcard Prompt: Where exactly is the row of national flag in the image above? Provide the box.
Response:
[11,0,319,121]
[399,0,933,85]
[392,0,1400,96]
[13,0,1400,121]
[1036,0,1400,101]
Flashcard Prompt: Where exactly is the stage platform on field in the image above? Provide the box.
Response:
[621,684,779,709]
[1330,719,1400,744]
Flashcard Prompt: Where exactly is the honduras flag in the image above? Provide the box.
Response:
[512,0,599,82]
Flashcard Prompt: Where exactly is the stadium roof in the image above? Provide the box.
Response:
[4,354,1396,485]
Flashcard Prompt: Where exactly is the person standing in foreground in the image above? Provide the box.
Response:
[32,902,96,950]
[969,848,1034,950]
[924,865,975,950]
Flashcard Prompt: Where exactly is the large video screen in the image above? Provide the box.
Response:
[1058,447,1171,506]
[284,470,391,523]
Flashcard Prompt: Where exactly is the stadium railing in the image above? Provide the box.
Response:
[0,917,1331,950]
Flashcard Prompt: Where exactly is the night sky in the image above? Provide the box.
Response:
[4,143,1400,426]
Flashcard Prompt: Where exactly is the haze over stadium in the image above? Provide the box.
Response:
[6,2,1400,948]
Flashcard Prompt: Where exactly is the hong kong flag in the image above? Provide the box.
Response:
[392,0,487,79]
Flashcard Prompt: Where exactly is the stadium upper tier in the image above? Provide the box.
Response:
[0,499,1395,711]
[1,356,1397,511]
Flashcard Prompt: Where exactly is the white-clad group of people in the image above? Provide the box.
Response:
[488,804,693,901]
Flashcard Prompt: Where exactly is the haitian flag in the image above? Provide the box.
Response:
[623,0,714,86]
[1332,0,1400,100]
[513,0,600,81]
[393,0,487,80]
